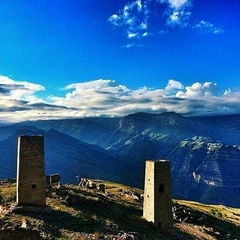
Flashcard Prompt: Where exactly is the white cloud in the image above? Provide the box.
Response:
[161,0,192,26]
[125,43,135,48]
[108,0,150,39]
[49,79,240,118]
[142,32,148,37]
[193,20,225,34]
[128,32,138,38]
[108,14,119,26]
[0,76,240,122]
[176,82,218,98]
[0,76,74,123]
[0,75,45,102]
[167,0,190,9]
[165,79,184,91]
[108,0,224,40]
[108,0,192,39]
[168,10,191,26]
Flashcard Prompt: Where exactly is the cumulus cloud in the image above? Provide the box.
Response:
[176,82,218,98]
[1,76,240,122]
[0,75,45,101]
[165,79,184,91]
[49,79,240,118]
[0,76,74,122]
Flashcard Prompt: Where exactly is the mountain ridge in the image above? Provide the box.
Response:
[0,112,240,207]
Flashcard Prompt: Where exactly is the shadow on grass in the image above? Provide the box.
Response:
[12,185,239,239]
[202,211,240,239]
[50,188,196,239]
[174,203,240,240]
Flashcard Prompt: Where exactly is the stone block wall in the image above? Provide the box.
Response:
[16,136,46,207]
[143,160,173,232]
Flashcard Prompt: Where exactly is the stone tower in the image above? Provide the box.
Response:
[16,136,46,207]
[143,160,173,232]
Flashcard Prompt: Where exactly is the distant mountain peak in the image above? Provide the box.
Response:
[159,111,183,117]
[124,112,155,120]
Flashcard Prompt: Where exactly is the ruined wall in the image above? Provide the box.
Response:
[143,160,173,232]
[16,136,46,207]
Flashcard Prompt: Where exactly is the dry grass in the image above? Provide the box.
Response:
[176,199,240,226]
[1,179,240,239]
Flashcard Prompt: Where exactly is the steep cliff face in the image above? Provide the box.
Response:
[97,113,240,206]
[168,139,240,206]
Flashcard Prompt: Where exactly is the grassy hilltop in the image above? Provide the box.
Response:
[0,179,240,239]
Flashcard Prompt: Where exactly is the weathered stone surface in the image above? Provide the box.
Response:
[97,183,106,193]
[143,160,173,232]
[50,173,60,186]
[79,178,106,193]
[16,136,46,207]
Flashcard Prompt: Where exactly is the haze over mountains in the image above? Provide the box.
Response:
[0,112,240,207]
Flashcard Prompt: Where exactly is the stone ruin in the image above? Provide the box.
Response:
[118,188,143,201]
[143,160,173,233]
[172,202,206,225]
[45,173,61,187]
[13,135,174,233]
[78,178,106,193]
[16,136,46,208]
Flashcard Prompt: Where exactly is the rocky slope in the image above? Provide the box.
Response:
[1,179,240,240]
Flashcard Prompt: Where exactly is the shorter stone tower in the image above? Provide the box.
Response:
[143,160,173,232]
[16,136,46,207]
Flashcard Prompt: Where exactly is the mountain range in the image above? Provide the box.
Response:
[0,112,240,207]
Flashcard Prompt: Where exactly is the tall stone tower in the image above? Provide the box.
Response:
[16,136,46,207]
[143,160,173,232]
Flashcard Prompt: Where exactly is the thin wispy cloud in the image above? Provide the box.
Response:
[108,0,224,42]
[161,0,192,26]
[193,21,225,34]
[108,0,150,39]
[125,43,135,48]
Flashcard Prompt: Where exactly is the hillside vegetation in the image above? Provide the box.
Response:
[1,179,240,239]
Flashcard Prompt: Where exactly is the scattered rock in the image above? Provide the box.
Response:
[79,178,106,193]
[116,231,142,240]
[120,189,143,201]
[172,203,206,224]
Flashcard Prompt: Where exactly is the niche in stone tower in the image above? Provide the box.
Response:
[143,160,173,233]
[16,135,46,207]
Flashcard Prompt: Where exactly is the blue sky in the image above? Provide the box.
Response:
[0,0,240,122]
